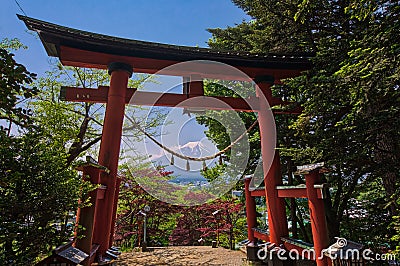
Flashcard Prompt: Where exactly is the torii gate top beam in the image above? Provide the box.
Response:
[18,15,311,81]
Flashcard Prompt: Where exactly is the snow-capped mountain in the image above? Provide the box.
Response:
[177,141,210,157]
[151,140,218,182]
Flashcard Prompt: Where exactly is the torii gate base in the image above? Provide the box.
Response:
[244,162,331,266]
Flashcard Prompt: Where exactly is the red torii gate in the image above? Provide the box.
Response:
[19,15,329,266]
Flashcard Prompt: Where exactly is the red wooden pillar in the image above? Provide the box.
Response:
[256,77,288,245]
[92,62,132,256]
[108,176,122,247]
[305,170,330,266]
[264,152,289,244]
[244,176,257,243]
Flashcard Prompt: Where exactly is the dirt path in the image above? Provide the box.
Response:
[115,246,247,266]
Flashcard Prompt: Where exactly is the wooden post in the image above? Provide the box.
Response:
[108,177,122,247]
[305,170,330,266]
[188,74,204,96]
[264,152,289,244]
[244,177,257,243]
[287,159,298,238]
[92,62,132,256]
[256,78,288,245]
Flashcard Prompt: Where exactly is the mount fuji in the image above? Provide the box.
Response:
[151,141,219,183]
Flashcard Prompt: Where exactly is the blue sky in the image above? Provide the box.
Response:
[1,0,249,76]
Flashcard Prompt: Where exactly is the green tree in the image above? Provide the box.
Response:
[0,129,81,265]
[391,190,400,255]
[0,40,37,133]
[31,66,109,165]
[335,0,400,216]
[204,0,399,248]
[0,40,82,265]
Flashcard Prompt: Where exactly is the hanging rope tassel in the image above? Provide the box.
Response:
[186,160,190,171]
[202,160,207,171]
[170,154,174,165]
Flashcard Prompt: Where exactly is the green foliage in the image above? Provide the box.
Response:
[202,164,226,182]
[0,38,27,51]
[390,184,400,255]
[341,180,391,246]
[0,129,82,265]
[205,0,400,248]
[0,44,37,131]
[30,66,109,165]
[197,80,260,175]
[209,1,315,53]
[0,40,84,264]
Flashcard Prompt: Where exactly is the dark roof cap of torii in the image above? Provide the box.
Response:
[18,15,312,79]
